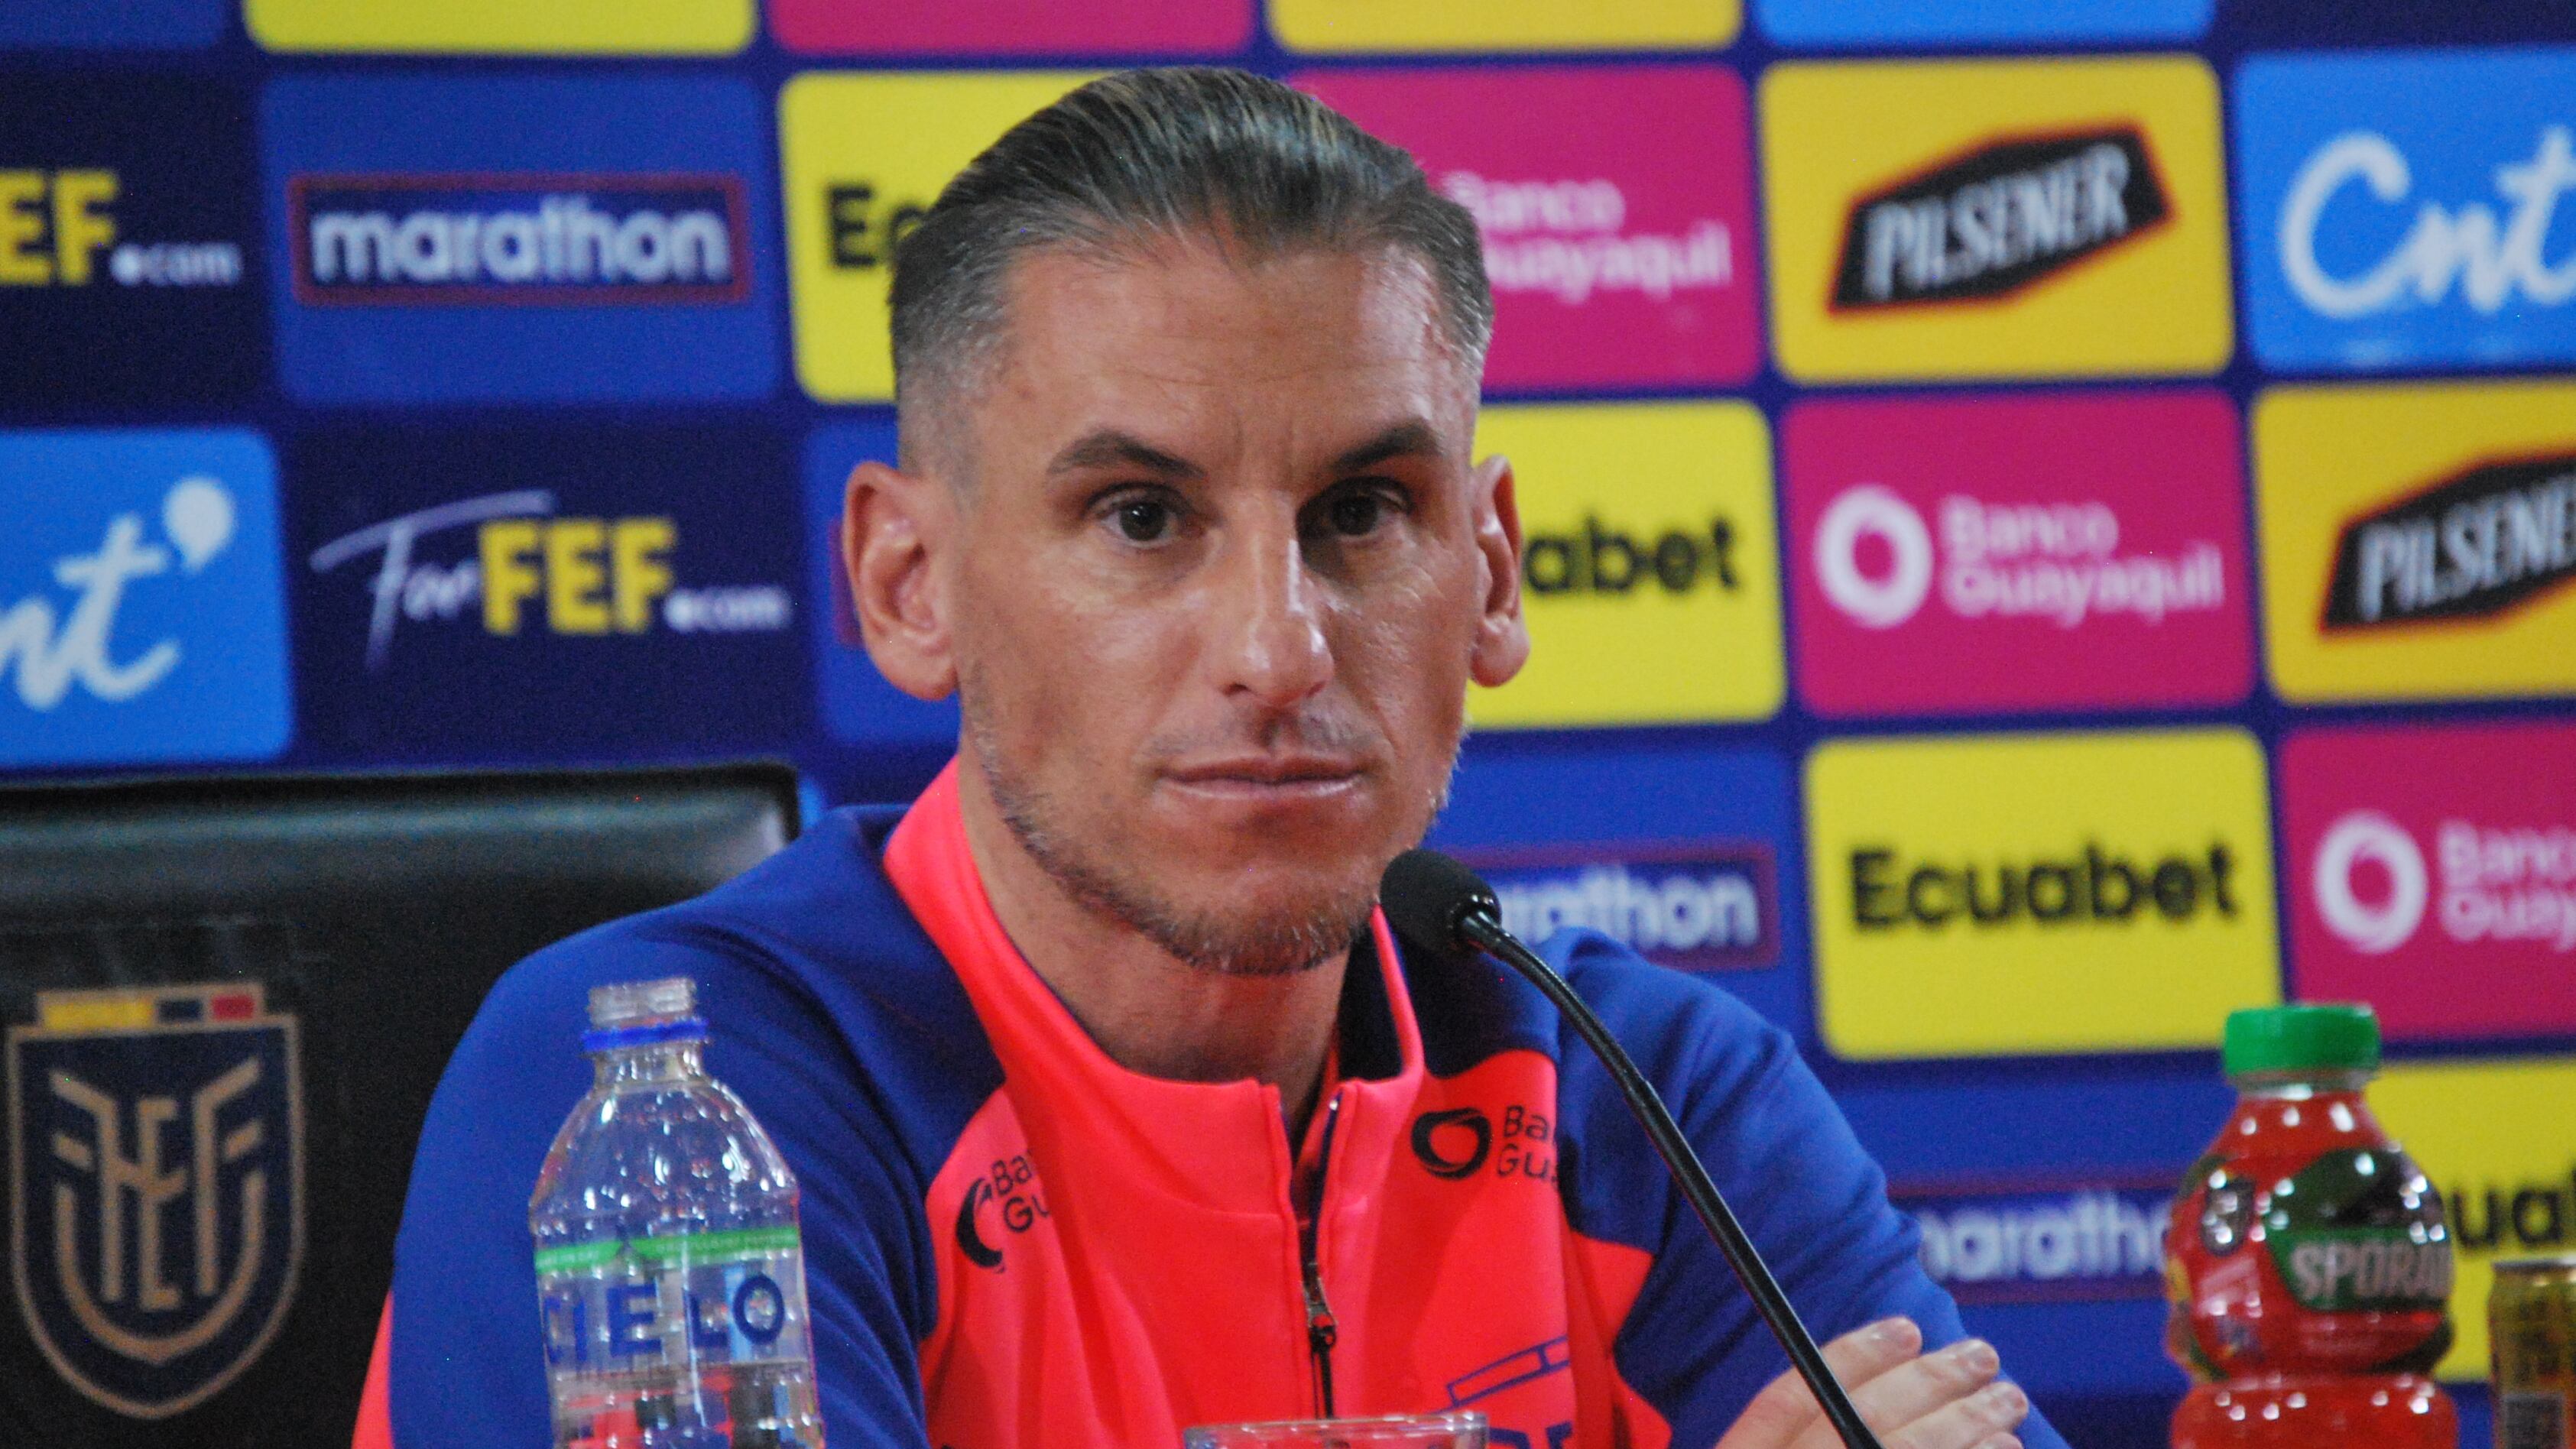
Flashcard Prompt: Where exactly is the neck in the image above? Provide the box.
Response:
[954,762,1346,1139]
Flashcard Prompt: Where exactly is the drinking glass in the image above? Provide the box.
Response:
[1183,1411,1488,1448]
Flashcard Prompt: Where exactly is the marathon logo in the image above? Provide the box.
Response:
[1472,845,1777,971]
[1831,127,2169,310]
[1896,1182,2170,1304]
[289,173,748,306]
[2322,452,2576,630]
[1850,839,2243,931]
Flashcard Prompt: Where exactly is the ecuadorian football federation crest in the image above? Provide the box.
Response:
[8,984,303,1418]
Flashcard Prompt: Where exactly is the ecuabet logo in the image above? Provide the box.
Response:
[2255,381,2576,703]
[1298,66,1761,390]
[2238,50,2576,372]
[1763,57,2231,381]
[1470,403,1782,727]
[2286,724,2576,1042]
[1807,730,2279,1061]
[1466,843,1778,972]
[1787,393,2251,716]
[8,984,302,1418]
[287,174,748,306]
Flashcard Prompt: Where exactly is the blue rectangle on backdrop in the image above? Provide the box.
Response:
[261,76,780,405]
[802,423,960,750]
[289,424,807,756]
[0,0,225,47]
[2237,48,2576,372]
[1429,739,1809,1045]
[1756,0,2208,47]
[0,430,290,768]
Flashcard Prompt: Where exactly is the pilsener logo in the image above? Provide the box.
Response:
[1831,128,2168,310]
[1471,402,1783,727]
[1468,843,1778,972]
[1762,57,2231,381]
[2321,452,2576,630]
[2286,724,2576,1043]
[1808,730,2279,1060]
[289,174,747,306]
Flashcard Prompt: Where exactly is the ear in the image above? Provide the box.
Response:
[1465,450,1530,689]
[842,457,958,702]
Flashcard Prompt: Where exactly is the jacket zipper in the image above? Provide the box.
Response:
[1299,1091,1345,1420]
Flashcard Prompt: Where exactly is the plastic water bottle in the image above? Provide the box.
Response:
[530,977,825,1449]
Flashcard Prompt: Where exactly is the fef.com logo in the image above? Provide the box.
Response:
[1786,392,2253,717]
[1762,57,2231,382]
[2238,50,2576,373]
[291,426,805,754]
[1469,403,1782,728]
[8,983,303,1418]
[2255,381,2576,702]
[1297,66,1761,391]
[1807,730,2279,1061]
[1462,843,1779,973]
[287,175,748,306]
[0,431,290,770]
[2285,724,2576,1042]
[783,72,1096,404]
[264,76,778,404]
[0,75,264,407]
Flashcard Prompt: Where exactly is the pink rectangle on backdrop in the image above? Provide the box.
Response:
[1783,391,2254,716]
[1296,65,1763,392]
[2282,722,2576,1042]
[771,0,1251,54]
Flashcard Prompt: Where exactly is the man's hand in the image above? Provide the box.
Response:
[1715,1317,2029,1449]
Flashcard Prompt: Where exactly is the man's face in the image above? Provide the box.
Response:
[934,238,1523,974]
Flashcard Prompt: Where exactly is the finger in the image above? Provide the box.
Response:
[1883,1379,2030,1449]
[1718,1318,1923,1448]
[1813,1336,2002,1444]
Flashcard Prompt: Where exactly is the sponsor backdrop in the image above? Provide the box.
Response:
[4,4,2575,1446]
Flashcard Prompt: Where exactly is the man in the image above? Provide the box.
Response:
[383,68,2060,1449]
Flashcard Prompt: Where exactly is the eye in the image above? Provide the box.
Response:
[1112,497,1176,543]
[1319,482,1405,540]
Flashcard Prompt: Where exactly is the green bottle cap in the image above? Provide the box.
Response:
[2223,1003,2381,1078]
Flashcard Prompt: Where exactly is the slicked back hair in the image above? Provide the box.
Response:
[887,67,1493,462]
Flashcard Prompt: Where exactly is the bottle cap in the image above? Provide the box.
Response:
[588,977,696,1031]
[2224,1003,2380,1078]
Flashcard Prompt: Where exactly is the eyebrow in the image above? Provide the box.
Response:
[1043,430,1203,481]
[1331,420,1446,475]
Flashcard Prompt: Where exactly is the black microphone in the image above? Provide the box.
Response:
[1380,848,1887,1449]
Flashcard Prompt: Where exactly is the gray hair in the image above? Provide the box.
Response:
[887,66,1493,452]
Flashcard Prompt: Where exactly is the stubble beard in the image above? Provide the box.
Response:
[960,688,1457,978]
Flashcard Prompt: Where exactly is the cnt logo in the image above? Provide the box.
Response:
[2320,451,2576,631]
[2278,125,2576,327]
[2315,810,2576,957]
[1,170,244,290]
[1475,844,1777,972]
[288,173,748,306]
[307,491,793,672]
[5,477,238,713]
[1832,127,2169,310]
[1812,483,2223,631]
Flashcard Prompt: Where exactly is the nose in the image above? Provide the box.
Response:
[1208,511,1334,710]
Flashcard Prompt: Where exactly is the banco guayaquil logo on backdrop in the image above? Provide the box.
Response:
[263,76,778,405]
[1806,729,2279,1062]
[0,431,290,770]
[1761,56,2232,382]
[2237,49,2576,373]
[0,75,264,408]
[783,71,1097,404]
[2254,381,2576,703]
[2284,724,2576,1043]
[1786,392,2253,717]
[1468,402,1783,728]
[8,984,302,1418]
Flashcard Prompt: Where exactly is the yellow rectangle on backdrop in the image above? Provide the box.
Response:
[248,0,750,53]
[1760,57,2232,382]
[1469,402,1783,728]
[1807,729,2279,1060]
[1270,0,1738,52]
[2370,1057,2576,1382]
[782,72,1098,404]
[2255,380,2576,704]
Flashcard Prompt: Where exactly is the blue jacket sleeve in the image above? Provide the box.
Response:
[387,925,937,1449]
[1552,935,2068,1449]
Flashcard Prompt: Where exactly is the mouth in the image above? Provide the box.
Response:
[1160,755,1370,804]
